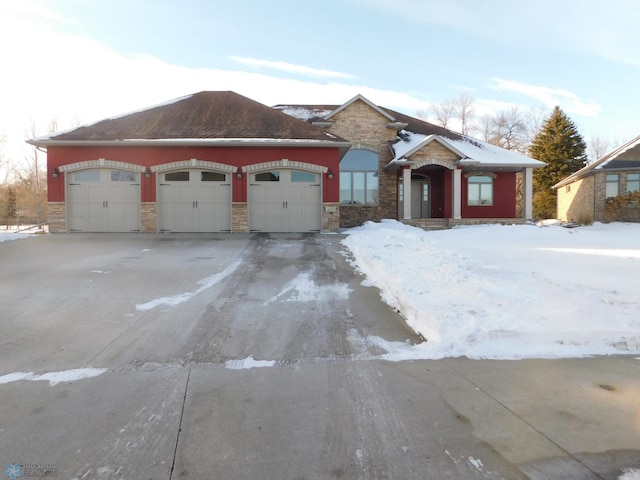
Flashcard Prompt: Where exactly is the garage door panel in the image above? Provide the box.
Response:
[67,170,140,232]
[248,169,321,233]
[158,170,231,233]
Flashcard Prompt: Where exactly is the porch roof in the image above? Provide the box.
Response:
[387,130,545,170]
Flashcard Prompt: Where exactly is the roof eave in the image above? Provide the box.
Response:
[460,160,546,169]
[27,138,352,148]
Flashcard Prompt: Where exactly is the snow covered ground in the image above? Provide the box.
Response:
[0,231,33,242]
[342,221,640,360]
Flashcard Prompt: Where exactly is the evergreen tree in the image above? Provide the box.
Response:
[529,106,587,219]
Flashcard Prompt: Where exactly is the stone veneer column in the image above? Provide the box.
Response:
[322,203,340,233]
[141,202,157,233]
[523,167,533,220]
[232,203,248,232]
[47,202,66,233]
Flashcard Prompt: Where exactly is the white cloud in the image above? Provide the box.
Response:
[490,78,603,117]
[230,56,355,79]
[0,0,71,23]
[356,0,640,65]
[0,6,430,164]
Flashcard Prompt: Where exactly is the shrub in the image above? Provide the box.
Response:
[604,191,640,222]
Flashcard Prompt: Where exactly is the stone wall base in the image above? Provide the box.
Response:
[447,218,528,227]
[232,203,248,233]
[47,202,66,233]
[141,202,157,233]
[322,203,340,233]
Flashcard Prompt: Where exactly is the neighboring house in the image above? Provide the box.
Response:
[554,135,640,223]
[29,91,544,234]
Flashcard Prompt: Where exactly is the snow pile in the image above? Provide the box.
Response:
[342,221,640,359]
[225,356,276,370]
[0,368,108,386]
[265,271,350,305]
[619,469,640,480]
[136,259,242,311]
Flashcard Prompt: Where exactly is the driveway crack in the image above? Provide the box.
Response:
[169,366,191,480]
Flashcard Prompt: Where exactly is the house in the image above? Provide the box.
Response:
[29,91,349,233]
[276,94,544,227]
[29,91,544,233]
[554,135,640,223]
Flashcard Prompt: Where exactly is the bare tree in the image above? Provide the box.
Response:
[523,106,547,148]
[429,98,457,129]
[427,93,476,134]
[455,92,475,135]
[489,107,529,153]
[587,136,613,163]
[0,133,10,227]
[16,120,52,227]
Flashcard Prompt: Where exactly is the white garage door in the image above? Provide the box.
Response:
[158,169,231,232]
[248,169,321,232]
[67,169,141,232]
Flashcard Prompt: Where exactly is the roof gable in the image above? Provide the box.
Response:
[276,97,544,170]
[33,91,346,144]
[554,134,640,188]
[325,94,396,122]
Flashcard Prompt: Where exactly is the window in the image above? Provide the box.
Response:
[627,173,640,193]
[605,174,619,198]
[165,171,189,181]
[291,171,317,182]
[74,170,100,182]
[201,171,225,182]
[255,171,280,182]
[340,149,379,205]
[111,170,138,182]
[468,176,493,206]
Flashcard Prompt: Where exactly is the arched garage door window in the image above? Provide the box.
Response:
[340,149,379,205]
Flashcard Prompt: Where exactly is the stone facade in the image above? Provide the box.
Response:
[47,202,66,233]
[557,176,595,223]
[232,202,248,233]
[410,142,459,167]
[141,202,157,233]
[557,171,640,223]
[324,100,398,227]
[448,218,527,226]
[322,203,340,232]
[594,172,608,222]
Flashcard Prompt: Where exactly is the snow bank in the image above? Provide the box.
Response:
[341,221,640,359]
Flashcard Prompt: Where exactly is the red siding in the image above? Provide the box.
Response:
[461,172,516,218]
[443,169,453,218]
[47,145,341,203]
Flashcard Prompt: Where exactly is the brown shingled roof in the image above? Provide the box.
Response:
[380,107,467,143]
[274,102,469,143]
[48,91,345,142]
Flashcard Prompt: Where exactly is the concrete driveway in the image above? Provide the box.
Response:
[0,233,638,479]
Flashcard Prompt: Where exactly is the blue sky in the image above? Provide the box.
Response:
[1,0,639,161]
